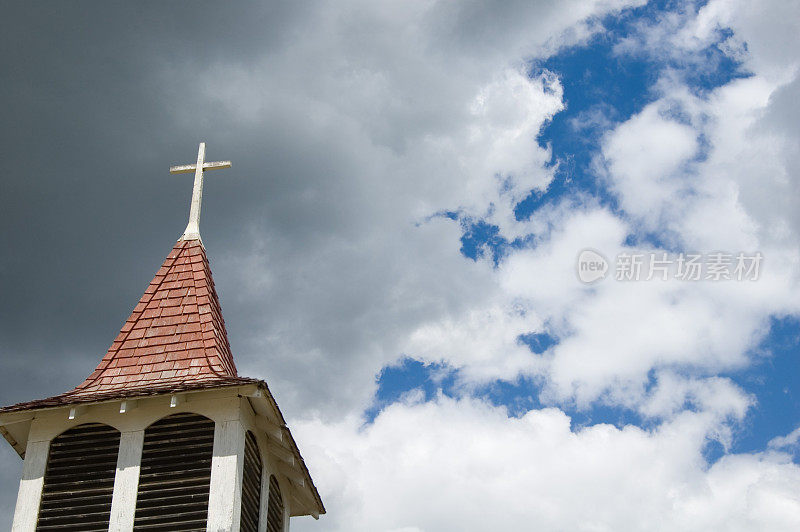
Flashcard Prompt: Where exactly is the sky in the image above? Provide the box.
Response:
[1,0,799,530]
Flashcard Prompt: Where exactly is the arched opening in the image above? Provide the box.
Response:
[36,423,121,530]
[133,412,215,530]
[266,474,284,532]
[240,431,262,532]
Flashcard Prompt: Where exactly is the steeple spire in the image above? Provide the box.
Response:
[0,144,325,530]
[71,238,239,396]
[170,142,231,241]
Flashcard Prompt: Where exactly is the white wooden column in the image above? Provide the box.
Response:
[108,429,144,531]
[11,439,50,532]
[207,419,245,531]
[258,463,270,532]
[283,499,292,532]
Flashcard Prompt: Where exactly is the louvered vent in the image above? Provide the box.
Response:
[240,431,262,532]
[133,412,214,531]
[36,423,120,531]
[266,474,284,532]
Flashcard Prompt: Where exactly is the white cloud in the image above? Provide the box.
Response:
[292,396,800,532]
[640,372,752,423]
[769,427,800,451]
[505,0,800,411]
[602,103,699,231]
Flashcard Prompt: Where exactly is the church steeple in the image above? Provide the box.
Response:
[0,144,324,531]
[73,238,239,398]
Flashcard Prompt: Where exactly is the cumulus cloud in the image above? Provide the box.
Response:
[292,396,800,532]
[769,427,800,451]
[395,0,800,413]
[601,102,699,233]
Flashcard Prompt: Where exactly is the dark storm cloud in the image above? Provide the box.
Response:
[0,1,304,401]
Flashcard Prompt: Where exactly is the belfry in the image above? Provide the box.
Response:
[0,144,324,531]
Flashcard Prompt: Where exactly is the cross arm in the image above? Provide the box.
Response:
[169,161,232,174]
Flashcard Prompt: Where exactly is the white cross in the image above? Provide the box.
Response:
[170,142,231,241]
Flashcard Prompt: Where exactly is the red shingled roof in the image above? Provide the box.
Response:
[77,239,239,393]
[1,239,242,412]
